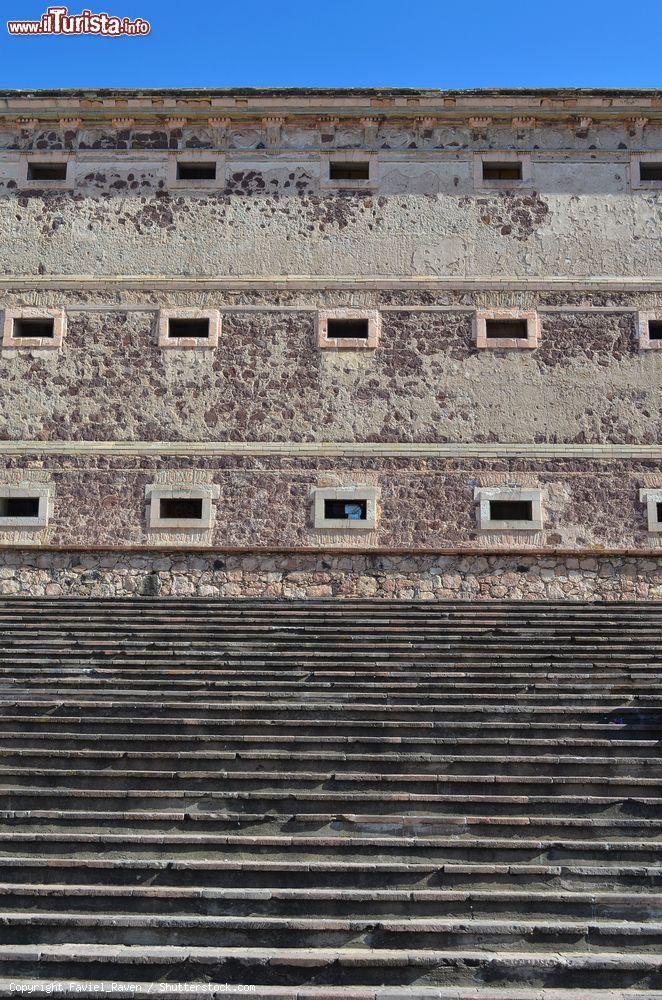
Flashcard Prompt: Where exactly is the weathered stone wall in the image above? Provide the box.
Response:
[0,456,660,550]
[0,93,659,586]
[0,120,659,277]
[0,291,660,446]
[0,548,659,601]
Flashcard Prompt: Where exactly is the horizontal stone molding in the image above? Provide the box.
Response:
[0,275,661,292]
[0,545,658,556]
[0,441,661,460]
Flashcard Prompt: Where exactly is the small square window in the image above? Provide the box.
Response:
[176,161,217,182]
[312,487,379,531]
[329,161,370,181]
[485,319,528,340]
[2,309,66,351]
[158,309,220,349]
[639,162,662,182]
[318,309,380,350]
[640,490,662,533]
[474,310,539,350]
[168,318,210,340]
[475,488,543,532]
[0,485,50,529]
[326,318,369,340]
[638,312,662,350]
[489,499,533,522]
[13,318,55,340]
[159,497,204,520]
[0,496,40,518]
[27,161,68,182]
[324,499,367,521]
[482,161,523,181]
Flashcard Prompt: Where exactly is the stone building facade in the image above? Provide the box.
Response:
[0,87,660,599]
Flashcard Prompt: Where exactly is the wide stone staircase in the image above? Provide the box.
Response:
[0,598,660,999]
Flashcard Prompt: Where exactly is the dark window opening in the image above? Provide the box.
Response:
[167,318,210,339]
[489,499,533,522]
[482,161,523,181]
[648,321,662,341]
[176,161,217,181]
[0,496,40,518]
[640,163,662,182]
[324,499,367,521]
[159,497,204,520]
[12,318,55,339]
[485,319,528,340]
[656,502,662,524]
[27,162,68,181]
[326,318,369,340]
[329,161,370,181]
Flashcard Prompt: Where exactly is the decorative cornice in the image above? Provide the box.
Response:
[0,90,657,131]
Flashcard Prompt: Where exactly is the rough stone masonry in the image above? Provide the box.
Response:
[0,87,660,597]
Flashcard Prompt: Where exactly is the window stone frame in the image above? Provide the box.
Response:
[474,151,533,191]
[320,151,377,191]
[0,484,51,529]
[311,485,380,531]
[638,311,662,350]
[167,152,225,190]
[158,308,221,350]
[2,308,66,352]
[145,484,220,531]
[18,153,74,191]
[640,489,662,533]
[317,308,380,350]
[630,153,662,191]
[474,308,540,350]
[475,486,544,532]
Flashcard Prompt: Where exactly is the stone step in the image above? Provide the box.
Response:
[2,983,661,1000]
[6,986,662,1000]
[2,730,660,759]
[0,747,657,777]
[2,771,657,798]
[0,714,657,741]
[3,809,662,842]
[1,785,660,818]
[0,944,661,989]
[1,858,658,892]
[5,701,660,723]
[7,678,662,694]
[2,883,661,921]
[3,911,662,951]
[0,831,659,864]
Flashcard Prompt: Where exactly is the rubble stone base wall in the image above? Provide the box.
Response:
[0,550,660,601]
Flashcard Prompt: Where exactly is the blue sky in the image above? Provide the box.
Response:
[0,0,660,90]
